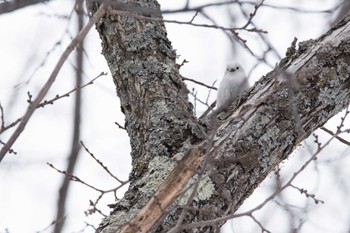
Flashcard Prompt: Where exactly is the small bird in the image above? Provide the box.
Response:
[215,61,249,113]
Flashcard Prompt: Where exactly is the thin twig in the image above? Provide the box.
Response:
[15,7,76,89]
[320,126,350,146]
[48,162,104,192]
[199,101,216,119]
[115,121,126,130]
[80,140,128,184]
[39,72,107,108]
[161,0,338,15]
[0,140,17,155]
[0,102,4,131]
[0,73,105,135]
[182,76,217,90]
[0,118,21,134]
[107,9,267,33]
[289,184,324,204]
[240,0,265,30]
[0,4,106,162]
[190,89,210,107]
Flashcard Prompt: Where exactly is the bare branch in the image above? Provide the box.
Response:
[0,4,106,162]
[54,3,85,232]
[289,184,324,204]
[47,162,103,192]
[80,141,128,184]
[161,0,340,15]
[182,76,217,90]
[0,0,49,15]
[114,121,126,131]
[320,126,350,146]
[0,73,105,136]
[0,118,21,134]
[0,102,5,131]
[48,161,129,216]
[240,0,265,31]
[0,140,17,155]
[107,8,267,34]
[39,72,106,108]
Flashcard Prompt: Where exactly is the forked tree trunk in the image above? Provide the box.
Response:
[87,1,350,232]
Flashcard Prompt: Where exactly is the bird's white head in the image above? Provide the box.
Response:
[225,61,244,75]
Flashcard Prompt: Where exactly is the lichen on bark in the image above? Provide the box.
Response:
[87,1,350,232]
[87,1,206,232]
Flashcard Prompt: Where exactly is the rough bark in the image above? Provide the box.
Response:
[87,1,350,232]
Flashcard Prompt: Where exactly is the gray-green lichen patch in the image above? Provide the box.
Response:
[318,87,339,105]
[246,111,272,138]
[189,122,206,141]
[195,177,215,201]
[138,156,176,194]
[257,125,280,149]
[162,63,173,73]
[99,208,140,233]
[179,175,215,205]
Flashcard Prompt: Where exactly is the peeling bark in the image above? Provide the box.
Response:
[87,1,350,232]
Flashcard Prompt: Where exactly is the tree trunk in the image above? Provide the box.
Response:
[87,1,350,232]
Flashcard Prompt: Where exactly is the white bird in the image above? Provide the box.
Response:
[215,61,249,113]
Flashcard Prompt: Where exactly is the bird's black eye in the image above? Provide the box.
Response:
[236,66,239,70]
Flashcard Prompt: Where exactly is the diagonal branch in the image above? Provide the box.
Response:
[104,13,350,232]
[88,1,350,232]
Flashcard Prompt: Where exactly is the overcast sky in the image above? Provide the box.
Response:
[1,1,349,233]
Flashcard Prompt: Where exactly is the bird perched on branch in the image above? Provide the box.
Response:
[214,61,250,114]
[199,61,250,119]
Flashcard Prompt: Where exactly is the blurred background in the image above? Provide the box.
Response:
[0,0,350,232]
